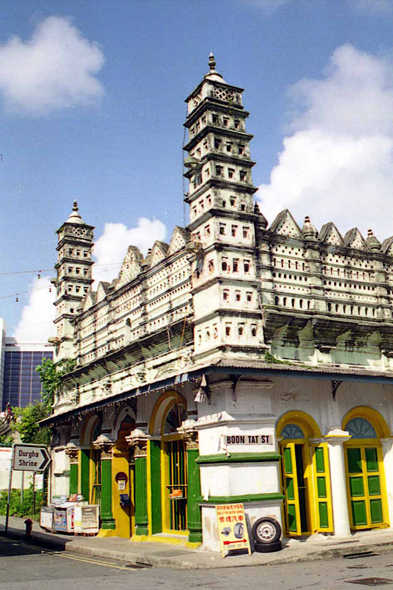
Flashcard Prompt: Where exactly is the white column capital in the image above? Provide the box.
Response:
[324,428,351,445]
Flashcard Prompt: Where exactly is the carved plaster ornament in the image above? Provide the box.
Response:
[126,428,150,457]
[93,434,115,458]
[178,350,194,370]
[65,441,80,463]
[99,378,111,394]
[178,419,199,451]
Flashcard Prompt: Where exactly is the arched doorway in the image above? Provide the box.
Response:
[149,391,188,533]
[80,414,101,504]
[343,407,390,530]
[278,411,333,536]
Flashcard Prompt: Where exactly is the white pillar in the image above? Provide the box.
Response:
[326,430,351,537]
[381,437,393,527]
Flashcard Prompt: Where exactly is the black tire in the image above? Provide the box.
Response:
[254,540,282,553]
[233,522,244,539]
[252,517,281,544]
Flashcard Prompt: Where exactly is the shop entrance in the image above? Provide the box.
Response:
[278,413,333,536]
[162,402,188,532]
[167,440,187,530]
[343,412,389,531]
[149,391,189,535]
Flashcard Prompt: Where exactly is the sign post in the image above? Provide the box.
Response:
[4,447,14,533]
[5,444,51,532]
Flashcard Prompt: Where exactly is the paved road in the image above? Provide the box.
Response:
[2,534,393,589]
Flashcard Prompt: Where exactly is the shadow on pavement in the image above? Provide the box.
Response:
[0,529,68,555]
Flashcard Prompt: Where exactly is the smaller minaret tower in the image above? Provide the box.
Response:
[51,202,94,361]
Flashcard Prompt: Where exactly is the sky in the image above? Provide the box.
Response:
[2,0,393,342]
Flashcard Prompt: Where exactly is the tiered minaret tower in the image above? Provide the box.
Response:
[184,54,264,358]
[51,202,94,361]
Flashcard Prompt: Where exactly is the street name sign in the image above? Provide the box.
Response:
[13,444,50,472]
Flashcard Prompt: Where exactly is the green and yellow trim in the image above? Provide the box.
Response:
[196,452,281,464]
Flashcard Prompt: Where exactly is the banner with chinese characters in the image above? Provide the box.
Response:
[216,503,251,558]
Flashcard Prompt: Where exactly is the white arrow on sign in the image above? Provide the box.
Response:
[12,444,51,472]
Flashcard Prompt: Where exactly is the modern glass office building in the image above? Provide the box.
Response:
[1,334,53,409]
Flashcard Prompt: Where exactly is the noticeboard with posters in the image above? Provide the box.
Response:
[216,503,251,558]
[74,505,100,534]
[54,506,74,533]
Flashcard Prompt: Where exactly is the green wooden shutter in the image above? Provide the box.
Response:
[312,444,333,532]
[281,443,301,535]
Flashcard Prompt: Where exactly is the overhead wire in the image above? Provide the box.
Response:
[0,262,123,301]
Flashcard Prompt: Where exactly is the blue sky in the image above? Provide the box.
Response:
[2,0,393,341]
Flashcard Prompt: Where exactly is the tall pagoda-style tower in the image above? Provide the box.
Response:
[52,202,94,361]
[184,54,264,358]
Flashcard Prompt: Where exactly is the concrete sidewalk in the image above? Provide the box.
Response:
[2,516,393,569]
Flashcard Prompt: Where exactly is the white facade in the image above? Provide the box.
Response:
[44,56,393,549]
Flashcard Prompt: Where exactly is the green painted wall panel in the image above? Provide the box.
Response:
[352,500,367,526]
[284,448,293,474]
[365,448,378,472]
[350,476,364,497]
[187,448,202,544]
[288,505,297,532]
[286,477,294,500]
[80,450,90,502]
[101,459,115,530]
[150,441,162,535]
[368,475,381,496]
[69,463,78,496]
[315,448,325,473]
[318,502,329,528]
[347,448,362,474]
[317,476,326,498]
[370,499,383,524]
[135,456,148,535]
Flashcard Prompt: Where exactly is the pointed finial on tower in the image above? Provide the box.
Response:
[66,200,84,224]
[302,215,318,239]
[209,52,216,71]
[204,53,226,82]
[366,228,381,251]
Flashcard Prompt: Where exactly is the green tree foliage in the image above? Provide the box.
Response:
[0,487,44,517]
[0,434,13,447]
[35,357,76,410]
[12,404,52,446]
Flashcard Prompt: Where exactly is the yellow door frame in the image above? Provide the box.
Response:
[344,439,389,530]
[278,411,333,536]
[149,391,189,537]
[342,407,390,531]
[280,439,316,535]
[161,432,188,535]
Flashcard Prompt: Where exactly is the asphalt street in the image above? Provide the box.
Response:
[2,534,393,589]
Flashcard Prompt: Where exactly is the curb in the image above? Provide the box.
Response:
[3,526,393,569]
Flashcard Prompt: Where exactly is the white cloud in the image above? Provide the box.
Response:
[257,44,393,241]
[0,16,105,115]
[93,217,167,284]
[13,277,56,343]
